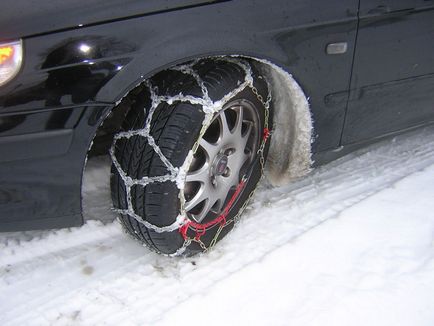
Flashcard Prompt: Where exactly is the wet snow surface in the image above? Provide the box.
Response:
[1,126,434,326]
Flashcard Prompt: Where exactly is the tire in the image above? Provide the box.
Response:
[111,59,272,256]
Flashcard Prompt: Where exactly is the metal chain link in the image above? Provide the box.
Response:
[111,58,272,256]
[252,82,272,176]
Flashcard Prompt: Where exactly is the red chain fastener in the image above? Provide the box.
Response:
[179,179,246,241]
[179,220,192,240]
[194,226,206,240]
[263,128,270,141]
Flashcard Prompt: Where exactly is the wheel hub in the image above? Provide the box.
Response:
[212,153,229,176]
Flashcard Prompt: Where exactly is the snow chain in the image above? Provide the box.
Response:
[110,58,272,256]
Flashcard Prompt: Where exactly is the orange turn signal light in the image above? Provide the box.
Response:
[0,40,22,87]
[0,46,14,65]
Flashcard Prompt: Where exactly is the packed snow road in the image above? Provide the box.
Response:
[1,125,434,326]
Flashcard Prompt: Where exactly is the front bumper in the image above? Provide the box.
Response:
[0,104,112,231]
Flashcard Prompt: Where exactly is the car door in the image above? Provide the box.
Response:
[342,0,434,144]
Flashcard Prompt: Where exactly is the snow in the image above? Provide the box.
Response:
[259,59,313,186]
[1,125,434,325]
[161,162,434,326]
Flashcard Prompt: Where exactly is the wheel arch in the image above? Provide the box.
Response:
[83,53,313,218]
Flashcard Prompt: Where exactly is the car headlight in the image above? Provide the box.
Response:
[0,40,23,87]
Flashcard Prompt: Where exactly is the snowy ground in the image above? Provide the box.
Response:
[1,125,434,326]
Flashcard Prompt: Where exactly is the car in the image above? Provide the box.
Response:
[0,0,433,256]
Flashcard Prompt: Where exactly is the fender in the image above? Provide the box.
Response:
[90,0,358,153]
[95,26,289,104]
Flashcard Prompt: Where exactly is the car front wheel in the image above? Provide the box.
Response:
[110,58,272,256]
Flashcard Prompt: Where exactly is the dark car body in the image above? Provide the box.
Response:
[0,0,433,231]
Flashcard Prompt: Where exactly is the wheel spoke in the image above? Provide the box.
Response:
[199,138,219,159]
[241,121,253,148]
[227,153,248,181]
[196,198,213,222]
[186,163,209,183]
[230,120,252,162]
[242,148,252,166]
[233,106,244,136]
[184,183,209,212]
[218,111,232,144]
[214,199,224,212]
[219,174,239,193]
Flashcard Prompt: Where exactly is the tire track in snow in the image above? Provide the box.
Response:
[1,126,434,325]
